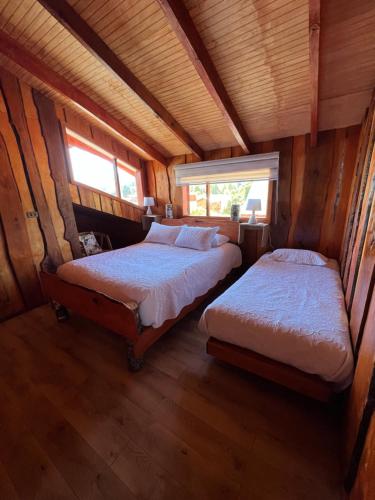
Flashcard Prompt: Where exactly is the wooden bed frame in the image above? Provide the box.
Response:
[41,272,232,370]
[207,337,335,402]
[41,218,240,370]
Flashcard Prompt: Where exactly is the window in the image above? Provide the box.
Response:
[117,160,138,205]
[187,180,270,219]
[188,184,207,216]
[175,152,278,221]
[68,139,117,196]
[67,130,141,205]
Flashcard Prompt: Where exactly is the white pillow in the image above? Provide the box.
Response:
[271,248,328,266]
[212,233,230,247]
[175,226,219,251]
[144,222,182,245]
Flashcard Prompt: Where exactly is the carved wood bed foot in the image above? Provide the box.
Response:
[51,301,70,322]
[127,346,144,372]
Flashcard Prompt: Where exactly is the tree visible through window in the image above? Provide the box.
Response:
[117,161,138,205]
[188,180,269,218]
[188,184,207,216]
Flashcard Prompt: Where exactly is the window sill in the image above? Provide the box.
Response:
[182,214,270,224]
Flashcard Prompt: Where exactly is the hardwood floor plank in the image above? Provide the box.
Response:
[0,378,136,500]
[0,305,344,500]
[0,383,78,500]
[131,421,240,500]
[63,375,193,499]
[0,460,20,500]
[59,388,131,466]
[111,440,192,500]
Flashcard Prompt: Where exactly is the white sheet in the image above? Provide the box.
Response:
[57,242,242,328]
[199,254,354,389]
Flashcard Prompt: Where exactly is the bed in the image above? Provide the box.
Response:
[41,219,241,370]
[199,252,354,401]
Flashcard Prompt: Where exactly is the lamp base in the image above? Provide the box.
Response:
[248,211,257,224]
[146,206,153,215]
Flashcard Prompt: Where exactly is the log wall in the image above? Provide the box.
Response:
[0,68,79,320]
[350,413,375,500]
[148,127,360,260]
[342,92,375,493]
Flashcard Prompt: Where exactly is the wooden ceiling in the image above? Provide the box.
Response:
[0,0,374,161]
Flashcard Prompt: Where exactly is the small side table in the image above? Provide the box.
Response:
[239,223,270,268]
[141,214,162,232]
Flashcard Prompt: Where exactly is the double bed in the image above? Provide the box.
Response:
[199,252,354,401]
[41,219,241,369]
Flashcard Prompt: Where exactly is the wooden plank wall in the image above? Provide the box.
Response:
[341,92,375,494]
[148,126,360,260]
[350,412,375,500]
[0,68,79,320]
[56,106,147,224]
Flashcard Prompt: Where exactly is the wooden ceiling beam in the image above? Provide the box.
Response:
[309,0,320,147]
[0,31,168,165]
[156,0,252,154]
[37,0,203,160]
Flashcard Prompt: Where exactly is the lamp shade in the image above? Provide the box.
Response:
[246,198,262,211]
[143,197,155,207]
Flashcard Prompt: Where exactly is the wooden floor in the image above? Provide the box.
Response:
[0,305,345,500]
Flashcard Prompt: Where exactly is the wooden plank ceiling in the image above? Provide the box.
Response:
[0,0,374,159]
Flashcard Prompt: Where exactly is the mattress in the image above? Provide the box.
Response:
[199,254,354,389]
[57,241,242,328]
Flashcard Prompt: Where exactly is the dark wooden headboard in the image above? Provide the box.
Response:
[73,204,145,249]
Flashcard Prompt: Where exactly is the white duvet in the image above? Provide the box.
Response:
[199,254,354,389]
[57,242,242,328]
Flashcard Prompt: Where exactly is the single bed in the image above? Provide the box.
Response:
[41,219,241,370]
[199,253,354,401]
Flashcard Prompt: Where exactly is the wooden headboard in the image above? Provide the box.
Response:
[162,217,239,243]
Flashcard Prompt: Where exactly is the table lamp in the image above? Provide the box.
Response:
[144,197,155,215]
[246,198,262,224]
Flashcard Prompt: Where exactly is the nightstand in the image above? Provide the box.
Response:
[141,214,162,231]
[239,223,270,268]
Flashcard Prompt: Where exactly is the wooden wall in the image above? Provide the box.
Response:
[350,413,375,500]
[341,93,375,494]
[73,204,145,250]
[0,68,80,320]
[56,106,147,224]
[68,182,144,223]
[148,127,360,260]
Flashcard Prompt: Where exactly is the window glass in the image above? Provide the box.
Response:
[188,184,207,216]
[68,144,117,196]
[208,180,269,217]
[118,165,138,205]
[187,180,269,218]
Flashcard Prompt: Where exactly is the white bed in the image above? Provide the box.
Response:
[57,241,242,328]
[199,253,354,389]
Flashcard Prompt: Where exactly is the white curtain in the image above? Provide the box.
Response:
[174,152,279,186]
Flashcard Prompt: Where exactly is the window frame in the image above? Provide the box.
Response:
[65,129,142,207]
[182,181,273,222]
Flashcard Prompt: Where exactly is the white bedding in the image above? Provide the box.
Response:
[199,254,354,389]
[57,242,242,328]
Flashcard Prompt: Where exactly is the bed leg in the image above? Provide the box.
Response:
[51,301,70,322]
[127,346,144,372]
